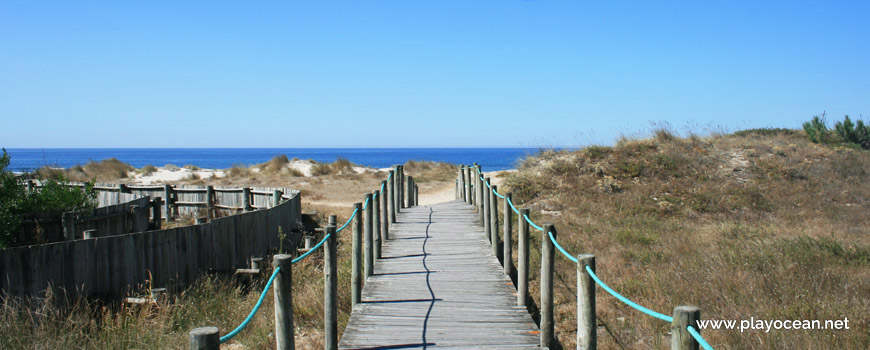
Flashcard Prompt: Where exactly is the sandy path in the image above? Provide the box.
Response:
[417,182,456,206]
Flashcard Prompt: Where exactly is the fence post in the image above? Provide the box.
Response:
[518,208,530,306]
[242,187,252,211]
[541,223,557,348]
[415,183,418,206]
[273,254,295,350]
[577,254,596,350]
[324,224,338,350]
[389,170,397,222]
[117,184,126,204]
[373,190,381,259]
[272,190,282,207]
[381,180,389,240]
[460,166,467,202]
[672,306,701,350]
[477,168,485,225]
[466,166,473,204]
[483,178,492,243]
[83,229,97,239]
[351,202,363,307]
[153,197,162,229]
[164,185,174,222]
[406,176,413,207]
[63,212,76,241]
[398,166,405,209]
[490,184,500,260]
[189,327,219,350]
[503,192,513,276]
[364,193,374,278]
[205,186,214,219]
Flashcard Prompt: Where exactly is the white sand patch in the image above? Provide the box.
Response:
[130,167,225,185]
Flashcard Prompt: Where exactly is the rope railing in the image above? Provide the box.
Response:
[220,267,282,343]
[457,163,716,350]
[191,165,413,350]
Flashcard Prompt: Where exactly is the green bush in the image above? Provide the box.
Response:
[803,115,831,144]
[834,115,870,150]
[0,149,97,247]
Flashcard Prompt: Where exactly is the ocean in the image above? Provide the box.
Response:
[4,148,541,172]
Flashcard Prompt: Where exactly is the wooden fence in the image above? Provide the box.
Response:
[0,192,302,301]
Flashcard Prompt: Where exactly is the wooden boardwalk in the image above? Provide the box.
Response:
[339,200,541,349]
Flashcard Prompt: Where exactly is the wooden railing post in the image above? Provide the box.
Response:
[483,178,492,243]
[477,167,485,225]
[373,190,381,259]
[205,186,214,219]
[577,254,596,350]
[189,327,219,350]
[672,306,701,350]
[364,193,374,278]
[503,192,513,276]
[381,180,389,241]
[415,183,418,206]
[324,224,338,350]
[273,254,295,350]
[541,223,557,348]
[398,166,405,209]
[164,185,174,222]
[490,184,500,260]
[466,166,473,204]
[242,187,252,211]
[389,170,397,222]
[351,203,363,307]
[117,184,126,204]
[406,176,414,207]
[518,208,530,306]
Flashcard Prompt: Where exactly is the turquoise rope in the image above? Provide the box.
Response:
[687,325,715,350]
[336,208,358,233]
[493,188,505,199]
[220,266,282,343]
[292,233,331,264]
[548,231,578,263]
[362,197,370,210]
[506,197,521,215]
[585,265,673,323]
[523,214,544,231]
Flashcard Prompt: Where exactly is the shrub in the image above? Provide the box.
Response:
[803,114,830,144]
[0,149,97,247]
[834,115,870,150]
[139,164,158,176]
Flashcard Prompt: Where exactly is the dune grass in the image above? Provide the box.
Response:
[501,128,870,349]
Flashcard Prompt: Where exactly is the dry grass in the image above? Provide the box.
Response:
[502,129,870,349]
[36,158,134,182]
[402,160,457,183]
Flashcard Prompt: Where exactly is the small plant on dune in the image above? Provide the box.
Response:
[257,155,290,174]
[139,164,157,176]
[834,115,870,150]
[183,164,200,170]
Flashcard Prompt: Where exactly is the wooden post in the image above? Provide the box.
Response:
[389,170,397,222]
[324,224,338,350]
[117,184,126,204]
[205,186,214,219]
[477,168,485,226]
[251,257,263,270]
[490,184,500,260]
[381,180,389,240]
[273,254,295,350]
[364,193,374,279]
[460,166,466,202]
[503,192,513,276]
[242,187,252,211]
[153,197,162,229]
[373,190,381,259]
[189,327,219,350]
[577,254,596,350]
[83,229,97,239]
[415,183,418,206]
[672,306,701,350]
[466,166,473,204]
[272,190,282,207]
[352,203,363,307]
[63,212,76,241]
[164,185,174,222]
[518,208,530,306]
[329,215,337,227]
[483,178,492,243]
[541,223,557,348]
[399,166,405,209]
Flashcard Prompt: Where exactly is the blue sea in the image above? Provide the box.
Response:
[4,148,540,172]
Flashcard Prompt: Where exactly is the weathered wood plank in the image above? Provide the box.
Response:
[339,200,541,349]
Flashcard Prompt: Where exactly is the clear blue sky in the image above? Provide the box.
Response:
[1,1,867,148]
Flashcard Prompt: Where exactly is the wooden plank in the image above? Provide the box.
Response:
[338,200,540,350]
